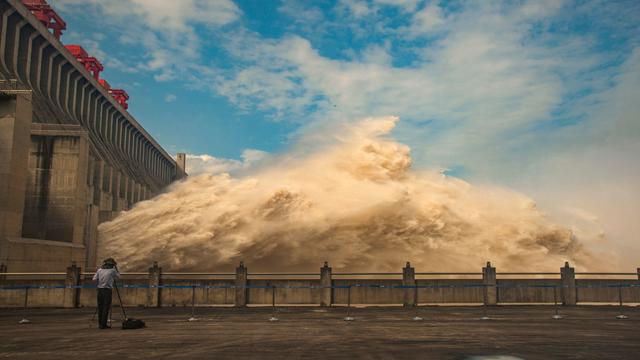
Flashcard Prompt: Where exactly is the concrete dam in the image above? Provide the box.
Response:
[0,0,186,272]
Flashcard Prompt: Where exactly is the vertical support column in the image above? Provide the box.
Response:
[402,262,416,307]
[482,262,497,306]
[320,261,332,307]
[127,178,133,207]
[0,93,32,267]
[147,261,161,307]
[64,262,81,308]
[93,159,103,206]
[73,134,89,250]
[176,153,186,175]
[560,262,576,306]
[111,172,120,210]
[0,263,7,281]
[127,127,133,159]
[145,144,150,172]
[636,267,639,280]
[121,175,129,209]
[235,261,247,307]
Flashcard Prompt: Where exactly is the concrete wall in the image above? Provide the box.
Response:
[2,238,85,272]
[417,279,485,304]
[159,280,235,307]
[333,280,403,305]
[248,280,321,305]
[2,276,638,308]
[576,279,640,303]
[21,135,86,243]
[0,279,66,307]
[497,279,560,303]
[1,263,638,308]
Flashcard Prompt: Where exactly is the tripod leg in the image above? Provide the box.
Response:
[91,307,98,321]
[114,283,127,319]
[89,306,98,328]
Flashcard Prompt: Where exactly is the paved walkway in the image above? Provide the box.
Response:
[1,306,639,359]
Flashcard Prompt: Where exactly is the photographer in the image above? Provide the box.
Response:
[92,258,121,329]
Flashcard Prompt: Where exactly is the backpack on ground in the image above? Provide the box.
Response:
[114,283,146,330]
[122,318,145,330]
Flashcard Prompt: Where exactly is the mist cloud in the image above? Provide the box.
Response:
[98,117,599,272]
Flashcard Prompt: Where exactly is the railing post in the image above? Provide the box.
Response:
[482,262,497,306]
[64,262,81,308]
[402,262,416,307]
[320,261,332,307]
[0,263,6,281]
[560,261,576,306]
[637,267,639,280]
[235,261,247,307]
[147,261,162,307]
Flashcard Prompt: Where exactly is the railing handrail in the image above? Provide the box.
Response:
[576,272,638,276]
[0,272,66,276]
[332,273,403,276]
[416,272,482,275]
[248,273,318,276]
[80,272,147,276]
[163,273,235,276]
[497,272,559,275]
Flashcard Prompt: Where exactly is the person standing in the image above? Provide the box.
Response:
[92,258,120,329]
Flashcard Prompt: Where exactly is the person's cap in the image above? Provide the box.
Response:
[102,258,117,265]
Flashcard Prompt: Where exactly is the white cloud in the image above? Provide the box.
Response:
[57,0,241,82]
[202,1,637,181]
[337,0,421,22]
[57,0,240,30]
[338,0,373,18]
[185,149,269,176]
[278,0,324,24]
[505,49,640,268]
[373,0,420,12]
[164,94,177,103]
[210,6,568,160]
[406,1,445,35]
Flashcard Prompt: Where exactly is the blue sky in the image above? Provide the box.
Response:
[52,0,640,257]
[52,0,639,173]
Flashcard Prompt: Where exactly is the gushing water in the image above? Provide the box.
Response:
[98,117,595,271]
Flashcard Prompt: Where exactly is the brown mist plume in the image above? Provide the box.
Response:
[98,116,598,272]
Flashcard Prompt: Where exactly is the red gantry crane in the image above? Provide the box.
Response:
[23,0,130,110]
[108,89,129,110]
[21,0,66,39]
[64,45,104,79]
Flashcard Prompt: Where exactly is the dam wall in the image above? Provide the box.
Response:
[0,0,186,272]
